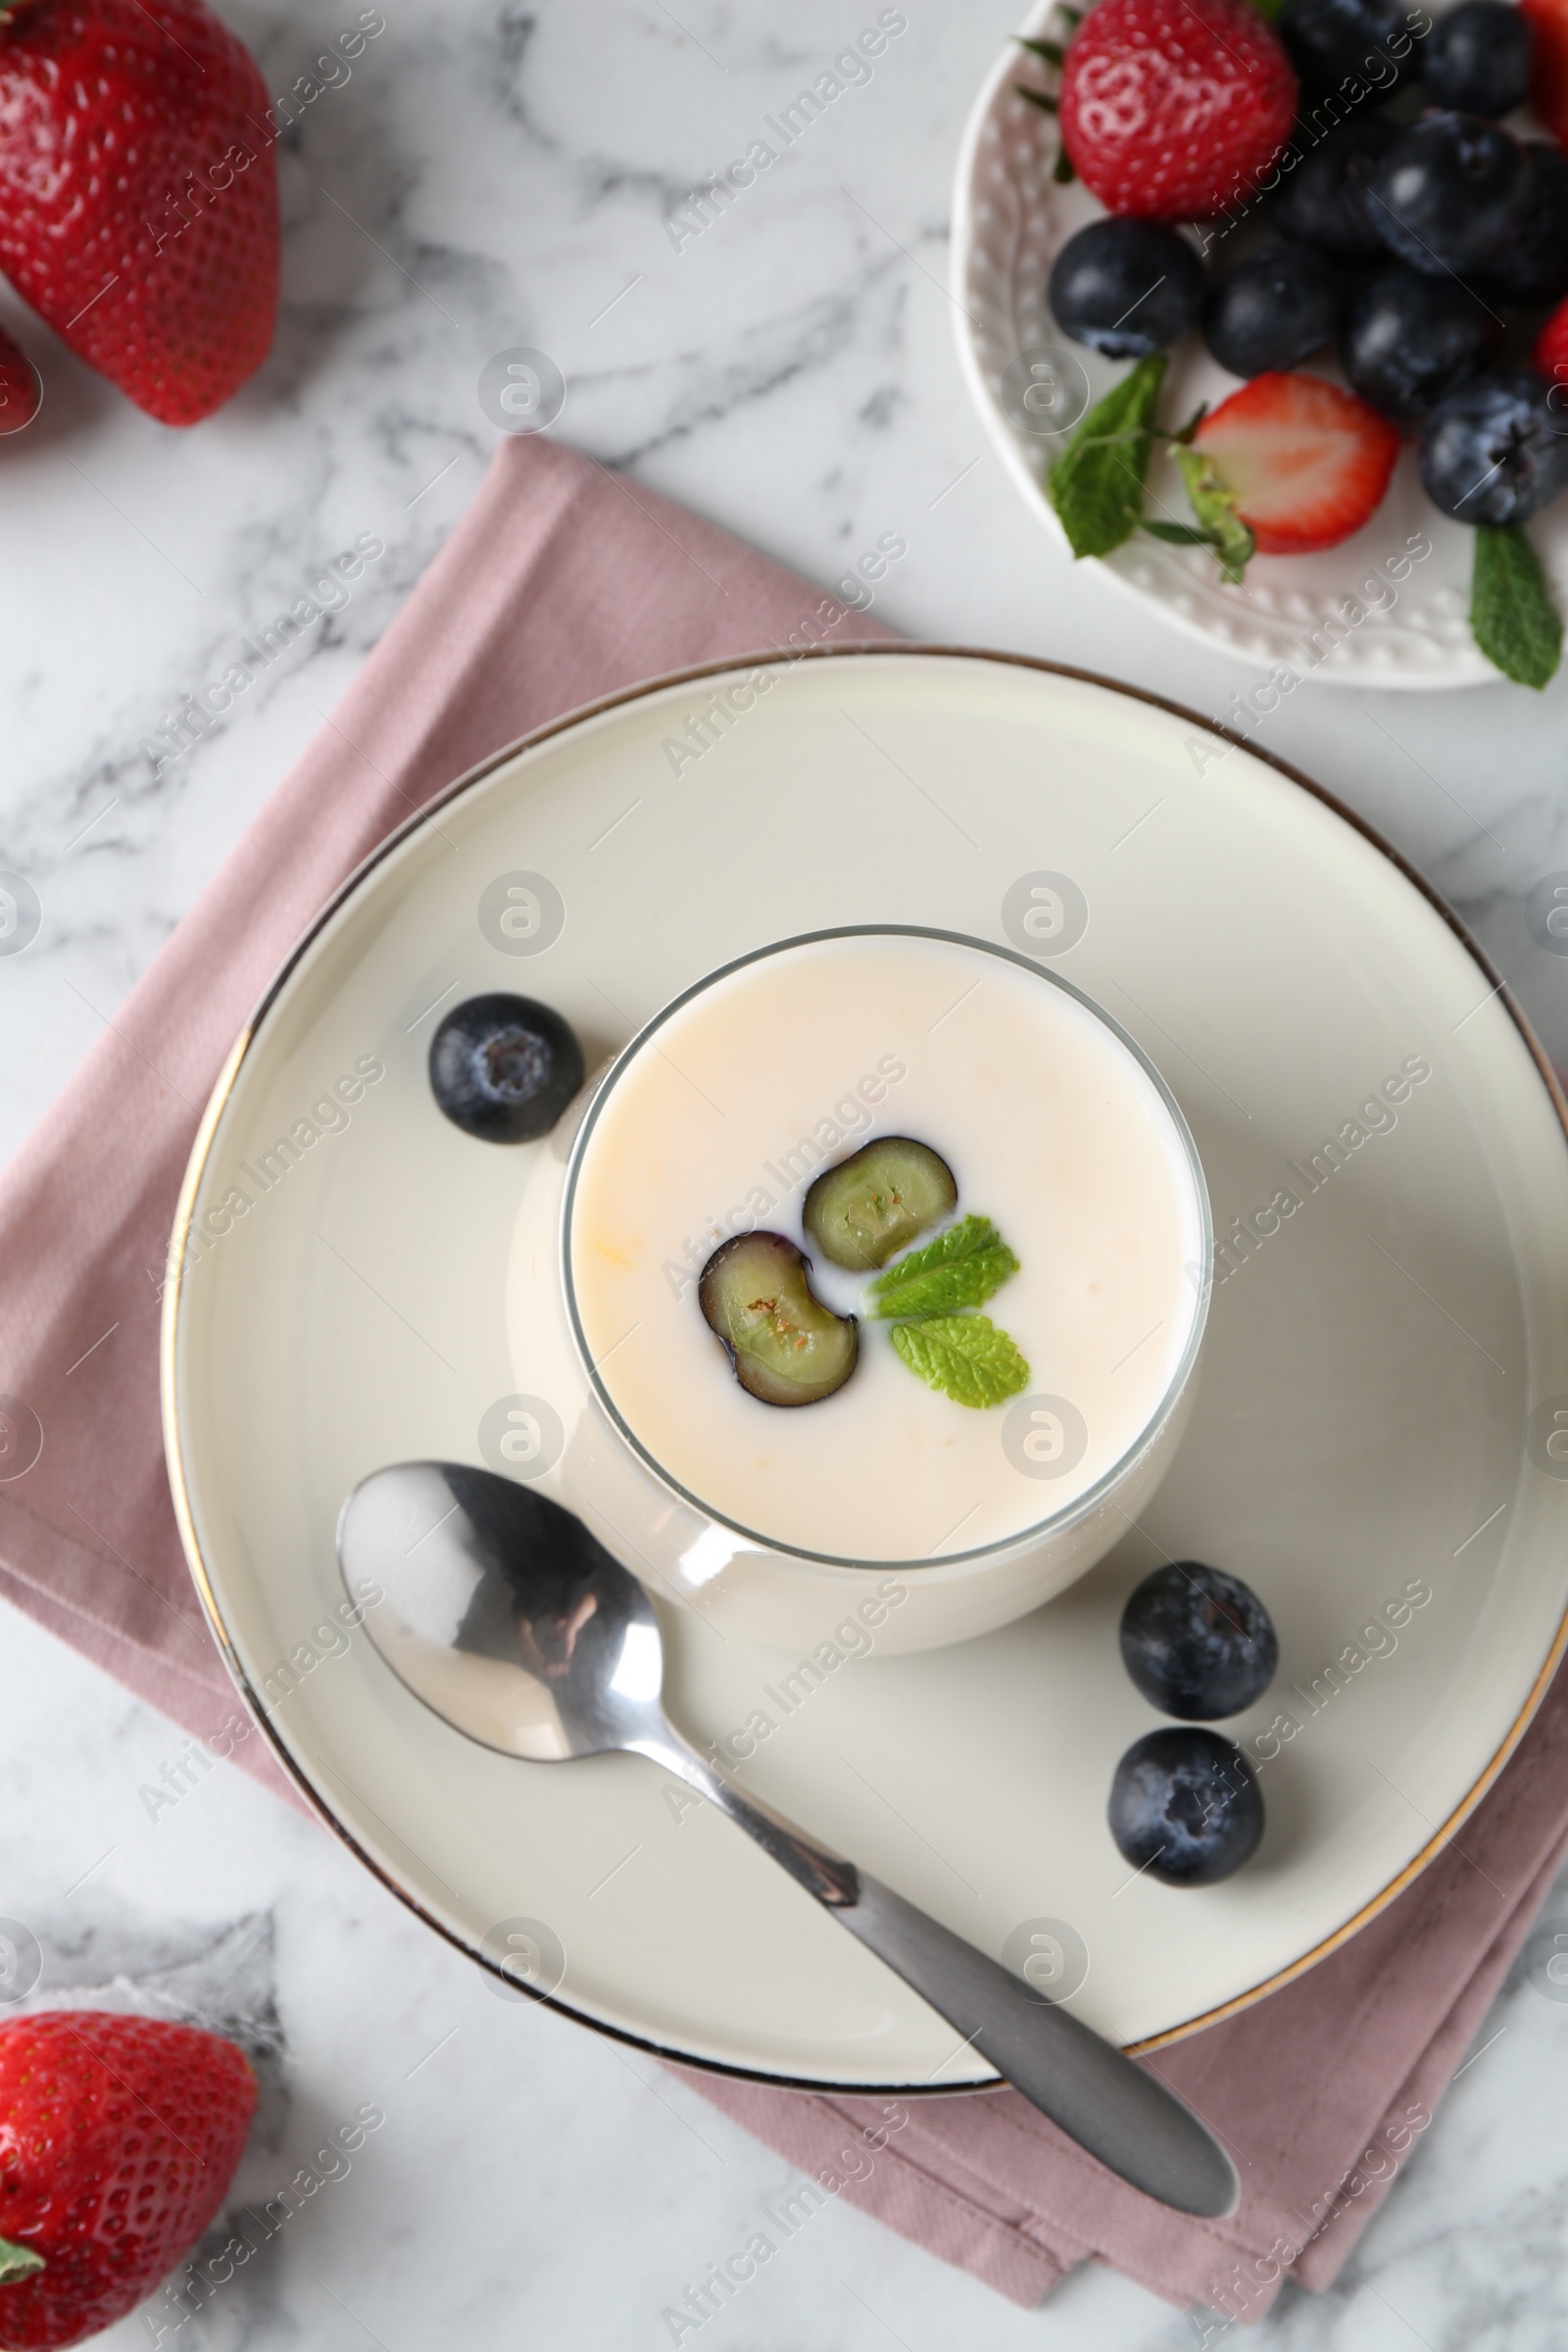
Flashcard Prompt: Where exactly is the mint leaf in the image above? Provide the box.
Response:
[0,2237,44,2284]
[1471,523,1563,689]
[1174,445,1255,584]
[869,1214,1020,1319]
[1047,353,1167,560]
[1013,80,1059,111]
[891,1315,1030,1408]
[1014,33,1066,63]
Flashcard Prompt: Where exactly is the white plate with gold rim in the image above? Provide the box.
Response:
[165,647,1568,2087]
[951,5,1568,687]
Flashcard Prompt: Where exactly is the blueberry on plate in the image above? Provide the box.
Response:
[1203,243,1342,377]
[1371,113,1530,276]
[1485,144,1568,306]
[1048,219,1206,361]
[1108,1728,1264,1887]
[429,993,585,1142]
[1423,0,1532,117]
[1119,1561,1279,1720]
[1278,0,1417,95]
[1342,267,1502,419]
[1274,117,1396,266]
[1420,368,1568,524]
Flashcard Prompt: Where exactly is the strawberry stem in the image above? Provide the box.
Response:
[0,2237,44,2284]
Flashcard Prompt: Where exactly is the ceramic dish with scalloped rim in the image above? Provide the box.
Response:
[165,647,1568,2092]
[951,2,1568,688]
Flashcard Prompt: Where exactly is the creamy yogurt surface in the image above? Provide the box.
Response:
[564,932,1205,1563]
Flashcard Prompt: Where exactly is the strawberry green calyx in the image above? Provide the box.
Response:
[0,2236,45,2283]
[1173,445,1256,584]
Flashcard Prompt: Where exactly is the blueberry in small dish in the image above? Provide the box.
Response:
[1342,267,1502,419]
[429,993,585,1142]
[1119,1561,1279,1720]
[1423,0,1532,118]
[1108,1728,1264,1886]
[1203,242,1343,377]
[1278,0,1420,97]
[1371,113,1531,277]
[1048,219,1206,361]
[1484,143,1568,307]
[1420,368,1568,524]
[1274,117,1396,266]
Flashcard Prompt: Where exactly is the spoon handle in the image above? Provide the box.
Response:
[834,1874,1238,2219]
[646,1740,1237,2220]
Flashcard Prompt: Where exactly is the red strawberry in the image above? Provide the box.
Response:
[0,2011,256,2349]
[0,0,279,426]
[1059,0,1298,221]
[1521,0,1568,146]
[1193,372,1399,555]
[0,322,39,432]
[1535,293,1568,389]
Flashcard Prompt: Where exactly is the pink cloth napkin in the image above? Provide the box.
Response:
[2,432,1563,2324]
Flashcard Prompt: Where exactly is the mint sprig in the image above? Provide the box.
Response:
[872,1214,1029,1405]
[1048,352,1168,559]
[1471,523,1563,689]
[891,1315,1031,1409]
[869,1214,1020,1319]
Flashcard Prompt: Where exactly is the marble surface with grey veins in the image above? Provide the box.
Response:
[3,1,1568,2346]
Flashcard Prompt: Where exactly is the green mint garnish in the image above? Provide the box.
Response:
[1047,352,1168,561]
[890,1315,1031,1410]
[0,2237,45,2284]
[1471,523,1563,689]
[869,1214,1020,1320]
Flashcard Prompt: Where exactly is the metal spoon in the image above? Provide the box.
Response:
[338,1460,1238,2218]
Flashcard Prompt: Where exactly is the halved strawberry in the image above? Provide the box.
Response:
[1191,372,1399,556]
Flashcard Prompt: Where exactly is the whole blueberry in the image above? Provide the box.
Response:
[1419,368,1568,523]
[1275,116,1396,265]
[1485,144,1568,305]
[1424,0,1532,116]
[1119,1562,1279,1720]
[1279,0,1417,95]
[1048,219,1206,361]
[1372,113,1530,276]
[1203,243,1343,377]
[1343,267,1502,418]
[429,994,585,1142]
[1108,1729,1264,1887]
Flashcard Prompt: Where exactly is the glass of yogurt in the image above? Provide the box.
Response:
[509,928,1211,1654]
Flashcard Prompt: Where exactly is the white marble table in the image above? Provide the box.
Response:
[4,1,1568,2344]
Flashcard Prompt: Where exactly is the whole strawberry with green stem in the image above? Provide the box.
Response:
[0,0,279,425]
[0,2011,256,2348]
